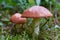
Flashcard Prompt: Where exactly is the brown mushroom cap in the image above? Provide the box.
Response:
[22,6,52,18]
[10,13,26,24]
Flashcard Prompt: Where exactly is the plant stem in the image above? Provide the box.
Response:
[1,26,4,40]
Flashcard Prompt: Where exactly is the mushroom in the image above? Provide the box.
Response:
[10,13,26,35]
[21,6,52,36]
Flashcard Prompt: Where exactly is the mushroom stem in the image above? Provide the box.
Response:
[31,18,40,27]
[30,18,40,39]
[30,18,40,32]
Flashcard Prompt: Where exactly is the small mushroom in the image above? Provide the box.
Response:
[10,13,26,35]
[10,13,26,24]
[21,6,53,36]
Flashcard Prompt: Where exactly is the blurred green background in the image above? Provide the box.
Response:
[0,0,60,40]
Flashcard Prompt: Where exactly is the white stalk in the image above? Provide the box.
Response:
[34,25,39,35]
[36,0,41,5]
